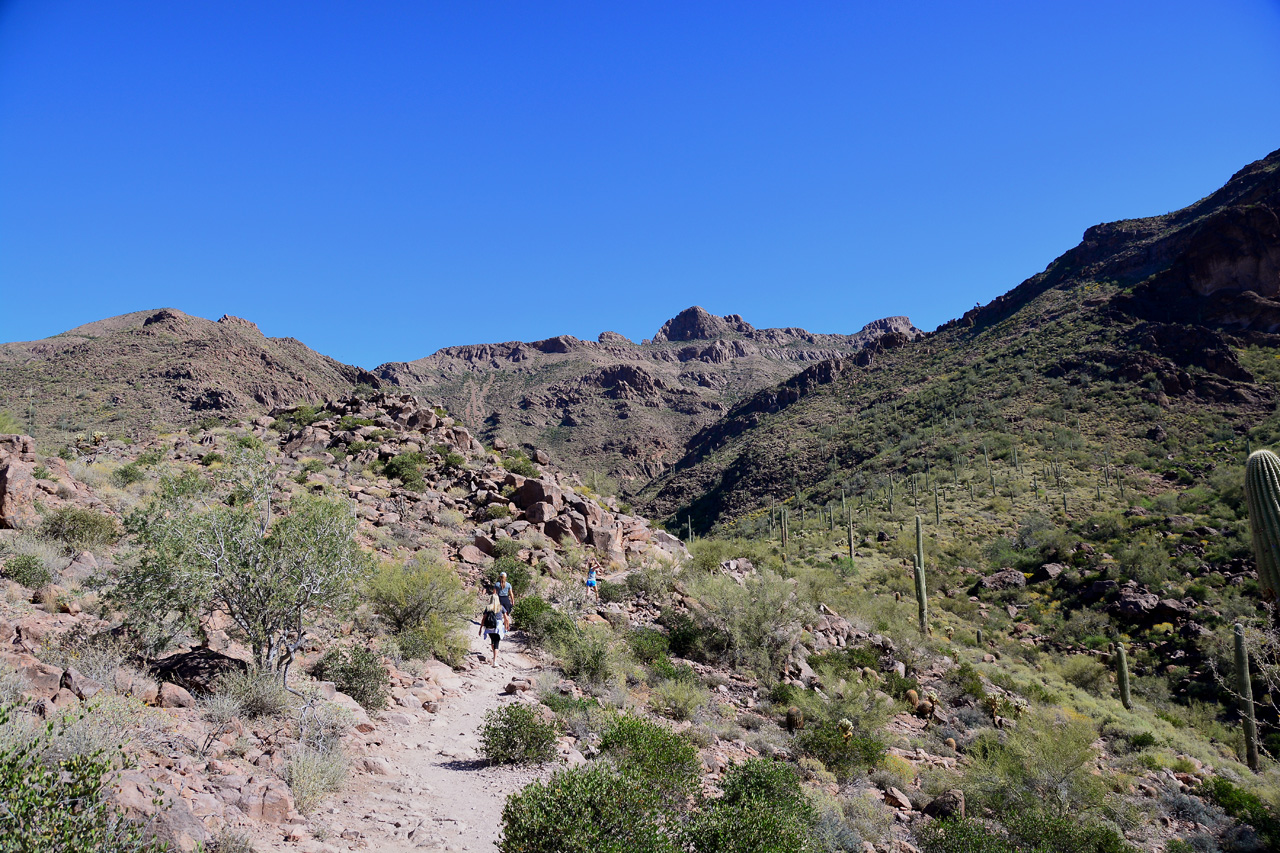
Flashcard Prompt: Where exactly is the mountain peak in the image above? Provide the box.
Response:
[652,307,755,342]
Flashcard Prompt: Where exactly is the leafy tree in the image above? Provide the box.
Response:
[119,451,371,679]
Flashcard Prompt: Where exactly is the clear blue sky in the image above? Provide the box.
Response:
[2,2,1279,368]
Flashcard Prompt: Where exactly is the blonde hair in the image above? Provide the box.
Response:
[486,593,503,613]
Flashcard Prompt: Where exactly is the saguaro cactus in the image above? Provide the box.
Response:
[1244,449,1280,606]
[914,515,928,634]
[1117,643,1131,710]
[1235,623,1260,772]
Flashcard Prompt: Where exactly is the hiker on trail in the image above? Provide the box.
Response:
[585,560,599,600]
[496,571,514,615]
[478,585,505,666]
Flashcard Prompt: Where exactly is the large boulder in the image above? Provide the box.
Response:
[977,569,1027,591]
[0,440,40,530]
[110,770,209,852]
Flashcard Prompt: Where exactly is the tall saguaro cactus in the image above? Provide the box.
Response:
[1244,449,1280,607]
[1117,643,1131,710]
[1235,623,1260,772]
[913,515,928,634]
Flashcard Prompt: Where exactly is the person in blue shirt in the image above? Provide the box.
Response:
[496,572,514,615]
[585,560,599,599]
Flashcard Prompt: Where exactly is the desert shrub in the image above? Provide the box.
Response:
[310,647,388,711]
[795,721,886,782]
[3,554,51,588]
[206,829,256,853]
[649,679,708,721]
[479,703,558,765]
[214,669,291,720]
[1201,777,1280,849]
[486,555,533,597]
[43,695,171,764]
[649,655,697,684]
[683,569,802,674]
[659,612,730,663]
[503,453,539,478]
[499,764,673,853]
[111,463,145,488]
[134,449,164,466]
[365,558,470,634]
[685,760,817,853]
[917,817,1016,853]
[486,504,512,520]
[558,627,614,687]
[599,714,701,802]
[200,451,224,466]
[383,452,427,490]
[1059,655,1111,696]
[597,580,628,604]
[0,705,163,851]
[964,708,1105,818]
[629,628,669,663]
[395,616,467,667]
[37,626,131,686]
[40,507,119,552]
[32,465,54,481]
[285,745,346,813]
[512,596,575,643]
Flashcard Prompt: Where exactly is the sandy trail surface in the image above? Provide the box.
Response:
[256,625,552,853]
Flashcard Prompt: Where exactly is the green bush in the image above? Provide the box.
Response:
[499,764,674,853]
[111,463,145,488]
[365,559,470,634]
[213,668,291,719]
[285,745,347,813]
[134,449,164,466]
[920,812,1136,853]
[200,451,224,467]
[479,703,558,765]
[486,504,512,520]
[599,715,701,801]
[558,628,613,687]
[628,628,669,664]
[383,451,427,490]
[32,465,54,481]
[310,647,388,711]
[649,679,708,721]
[503,454,539,478]
[1202,777,1280,848]
[395,616,468,667]
[0,704,163,851]
[597,580,628,604]
[40,507,119,552]
[3,554,52,588]
[486,555,533,597]
[511,596,575,647]
[795,721,885,782]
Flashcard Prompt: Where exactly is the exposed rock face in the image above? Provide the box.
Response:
[0,434,104,530]
[651,306,755,342]
[376,308,920,489]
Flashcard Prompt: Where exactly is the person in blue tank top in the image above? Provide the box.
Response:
[585,560,599,600]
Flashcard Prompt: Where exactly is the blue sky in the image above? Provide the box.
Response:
[2,2,1278,368]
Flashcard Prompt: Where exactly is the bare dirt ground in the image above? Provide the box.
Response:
[252,626,553,853]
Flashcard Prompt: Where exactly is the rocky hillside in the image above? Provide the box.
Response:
[637,146,1280,526]
[0,309,380,444]
[375,306,920,488]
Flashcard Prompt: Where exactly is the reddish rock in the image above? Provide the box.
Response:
[525,502,558,523]
[159,682,196,708]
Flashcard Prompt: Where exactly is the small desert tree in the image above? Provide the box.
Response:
[118,452,370,682]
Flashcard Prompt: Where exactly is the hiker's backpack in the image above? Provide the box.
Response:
[483,610,498,630]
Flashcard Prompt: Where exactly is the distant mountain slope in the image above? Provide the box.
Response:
[0,309,378,442]
[375,307,920,488]
[637,147,1280,528]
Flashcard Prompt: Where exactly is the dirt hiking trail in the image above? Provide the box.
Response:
[255,625,554,853]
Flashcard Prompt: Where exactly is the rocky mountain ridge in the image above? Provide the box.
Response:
[0,308,380,445]
[374,307,921,486]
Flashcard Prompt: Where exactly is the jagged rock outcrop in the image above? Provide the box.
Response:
[375,309,920,489]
